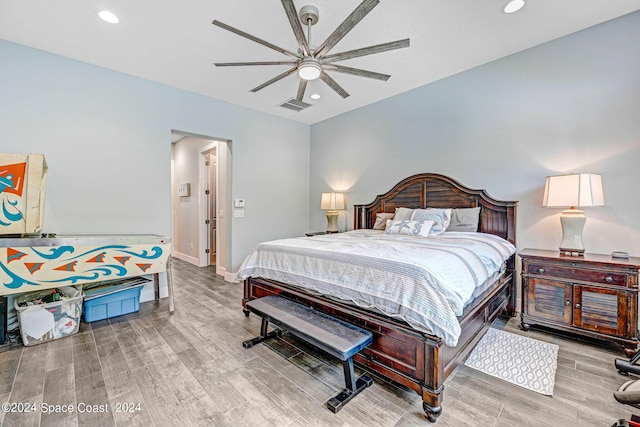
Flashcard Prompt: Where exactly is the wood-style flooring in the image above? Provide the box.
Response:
[0,258,637,426]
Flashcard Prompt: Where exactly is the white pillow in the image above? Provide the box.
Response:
[373,212,395,230]
[393,208,452,235]
[393,207,414,221]
[447,207,481,232]
[384,219,435,237]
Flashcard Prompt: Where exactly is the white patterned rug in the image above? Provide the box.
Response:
[464,328,559,395]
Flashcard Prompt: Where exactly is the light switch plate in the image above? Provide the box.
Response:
[234,199,245,208]
[177,183,190,197]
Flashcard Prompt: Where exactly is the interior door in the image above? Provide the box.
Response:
[208,153,217,265]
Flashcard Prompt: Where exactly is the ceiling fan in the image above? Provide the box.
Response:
[212,0,410,102]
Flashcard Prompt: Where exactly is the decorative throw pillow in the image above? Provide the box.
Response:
[373,212,395,230]
[394,207,452,235]
[447,207,481,232]
[384,219,435,237]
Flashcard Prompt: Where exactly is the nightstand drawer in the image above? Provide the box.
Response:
[528,263,628,286]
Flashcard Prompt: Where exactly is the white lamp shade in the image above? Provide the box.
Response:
[320,192,345,210]
[542,173,604,208]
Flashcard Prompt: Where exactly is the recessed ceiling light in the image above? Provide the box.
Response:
[502,0,525,14]
[310,93,321,100]
[98,10,119,24]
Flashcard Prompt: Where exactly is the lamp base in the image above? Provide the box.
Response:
[558,208,586,256]
[559,249,584,257]
[326,210,339,233]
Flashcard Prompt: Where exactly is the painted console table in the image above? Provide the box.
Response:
[0,234,174,312]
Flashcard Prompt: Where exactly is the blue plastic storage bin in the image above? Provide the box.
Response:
[83,282,145,322]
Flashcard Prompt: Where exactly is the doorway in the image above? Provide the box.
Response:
[171,131,232,279]
[202,143,217,266]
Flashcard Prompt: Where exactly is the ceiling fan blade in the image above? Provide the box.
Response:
[321,39,410,63]
[296,79,308,101]
[281,0,311,57]
[325,64,390,81]
[215,61,298,66]
[314,0,379,58]
[212,20,300,60]
[320,71,350,98]
[250,66,298,92]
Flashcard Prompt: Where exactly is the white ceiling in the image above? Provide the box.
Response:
[1,1,639,125]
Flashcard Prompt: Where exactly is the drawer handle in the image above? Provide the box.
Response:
[575,303,581,309]
[537,268,545,274]
[605,276,613,283]
[565,301,571,306]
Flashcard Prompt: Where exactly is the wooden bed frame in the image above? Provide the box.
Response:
[243,173,517,422]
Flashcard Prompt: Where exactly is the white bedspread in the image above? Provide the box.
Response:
[236,230,515,346]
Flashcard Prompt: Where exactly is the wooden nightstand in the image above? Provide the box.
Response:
[520,248,640,356]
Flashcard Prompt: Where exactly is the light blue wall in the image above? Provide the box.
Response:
[0,39,310,271]
[2,10,639,274]
[310,11,640,256]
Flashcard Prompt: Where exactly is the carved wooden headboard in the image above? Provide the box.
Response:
[353,173,517,245]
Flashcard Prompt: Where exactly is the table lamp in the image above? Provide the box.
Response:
[542,173,604,255]
[320,192,345,233]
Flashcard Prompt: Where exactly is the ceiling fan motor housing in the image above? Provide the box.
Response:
[299,5,319,26]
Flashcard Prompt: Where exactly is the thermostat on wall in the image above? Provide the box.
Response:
[177,183,190,197]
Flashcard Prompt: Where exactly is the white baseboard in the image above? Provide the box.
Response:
[140,284,168,303]
[172,251,199,266]
[216,265,236,282]
[174,251,235,282]
[140,273,168,303]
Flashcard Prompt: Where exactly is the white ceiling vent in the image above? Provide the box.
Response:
[280,98,312,112]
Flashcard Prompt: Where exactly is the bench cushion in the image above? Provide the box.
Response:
[246,296,372,361]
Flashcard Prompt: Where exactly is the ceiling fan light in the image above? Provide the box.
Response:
[298,60,321,80]
[502,0,525,14]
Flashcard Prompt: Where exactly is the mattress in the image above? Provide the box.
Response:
[237,230,516,346]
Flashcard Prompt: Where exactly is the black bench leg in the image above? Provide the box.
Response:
[343,357,357,392]
[326,358,373,413]
[243,317,280,349]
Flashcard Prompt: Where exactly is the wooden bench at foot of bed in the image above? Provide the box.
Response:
[243,295,374,413]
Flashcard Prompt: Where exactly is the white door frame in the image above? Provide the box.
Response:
[198,142,217,267]
[171,130,233,281]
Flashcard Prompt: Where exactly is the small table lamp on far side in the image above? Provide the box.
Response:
[321,192,345,233]
[542,173,604,256]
